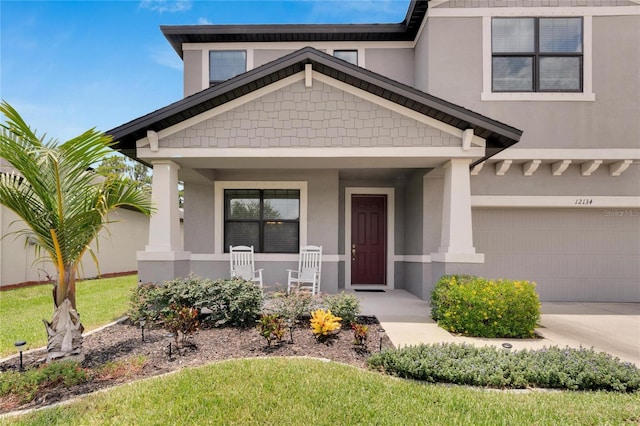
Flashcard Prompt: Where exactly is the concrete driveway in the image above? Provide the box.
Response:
[356,290,640,366]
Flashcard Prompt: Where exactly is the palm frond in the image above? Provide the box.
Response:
[1,101,152,304]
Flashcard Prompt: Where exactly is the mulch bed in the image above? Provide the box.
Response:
[0,316,390,414]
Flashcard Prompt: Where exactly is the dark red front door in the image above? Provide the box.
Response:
[351,195,386,285]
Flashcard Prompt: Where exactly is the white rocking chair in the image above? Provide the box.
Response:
[287,245,322,295]
[229,245,263,289]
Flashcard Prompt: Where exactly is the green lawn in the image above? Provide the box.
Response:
[2,358,638,425]
[0,275,138,357]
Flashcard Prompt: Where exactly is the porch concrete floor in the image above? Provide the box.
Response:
[354,289,640,366]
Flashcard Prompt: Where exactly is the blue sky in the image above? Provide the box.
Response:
[1,0,409,142]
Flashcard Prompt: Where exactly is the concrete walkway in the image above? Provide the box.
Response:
[355,289,640,366]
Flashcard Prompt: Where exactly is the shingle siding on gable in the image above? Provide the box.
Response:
[160,80,458,149]
[437,0,635,7]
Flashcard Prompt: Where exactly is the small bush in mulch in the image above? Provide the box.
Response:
[368,343,640,392]
[431,275,540,338]
[129,274,263,329]
[321,292,361,326]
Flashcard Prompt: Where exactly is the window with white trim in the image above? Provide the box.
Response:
[333,50,358,66]
[492,17,583,92]
[209,50,246,85]
[224,189,300,253]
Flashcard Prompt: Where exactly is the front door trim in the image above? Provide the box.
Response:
[345,187,395,290]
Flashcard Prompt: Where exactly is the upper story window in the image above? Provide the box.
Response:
[333,50,358,66]
[492,17,583,92]
[209,50,246,85]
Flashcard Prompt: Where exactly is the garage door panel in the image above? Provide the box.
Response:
[473,208,640,302]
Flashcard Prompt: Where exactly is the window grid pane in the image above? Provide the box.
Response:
[333,50,358,65]
[264,222,299,253]
[492,57,533,91]
[539,18,582,53]
[263,189,300,220]
[210,51,246,83]
[225,189,260,219]
[492,18,535,53]
[225,222,260,249]
[539,57,581,91]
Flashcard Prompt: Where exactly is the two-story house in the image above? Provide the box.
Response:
[108,0,639,302]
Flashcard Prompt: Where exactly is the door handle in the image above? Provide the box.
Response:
[351,245,356,261]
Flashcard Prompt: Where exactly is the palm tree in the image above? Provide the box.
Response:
[0,101,152,361]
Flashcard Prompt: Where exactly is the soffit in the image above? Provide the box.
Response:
[161,0,429,58]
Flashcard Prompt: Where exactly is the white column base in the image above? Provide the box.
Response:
[137,251,192,261]
[431,252,485,263]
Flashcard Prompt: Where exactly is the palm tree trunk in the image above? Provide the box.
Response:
[45,265,84,362]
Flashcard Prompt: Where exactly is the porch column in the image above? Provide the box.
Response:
[138,160,190,283]
[146,160,183,252]
[431,158,484,263]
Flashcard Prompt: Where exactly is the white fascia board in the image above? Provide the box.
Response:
[471,195,640,208]
[428,6,640,17]
[313,73,465,138]
[491,149,640,161]
[137,146,487,161]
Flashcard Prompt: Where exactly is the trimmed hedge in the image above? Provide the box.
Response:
[431,275,540,338]
[368,343,640,392]
[129,274,263,328]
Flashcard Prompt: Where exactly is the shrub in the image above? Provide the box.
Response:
[368,343,640,392]
[322,292,361,326]
[256,314,286,347]
[129,275,263,328]
[162,304,200,342]
[0,361,88,403]
[351,323,369,346]
[310,309,342,340]
[431,275,540,338]
[266,289,318,322]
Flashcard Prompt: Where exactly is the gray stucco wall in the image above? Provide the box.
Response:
[184,182,215,253]
[473,208,640,302]
[254,49,295,68]
[403,171,425,255]
[365,48,415,87]
[183,50,203,97]
[160,80,458,149]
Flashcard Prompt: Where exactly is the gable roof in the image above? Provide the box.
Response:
[162,0,430,58]
[107,47,522,165]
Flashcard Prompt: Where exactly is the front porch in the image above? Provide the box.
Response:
[107,47,522,299]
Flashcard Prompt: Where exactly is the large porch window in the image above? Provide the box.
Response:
[224,189,300,253]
